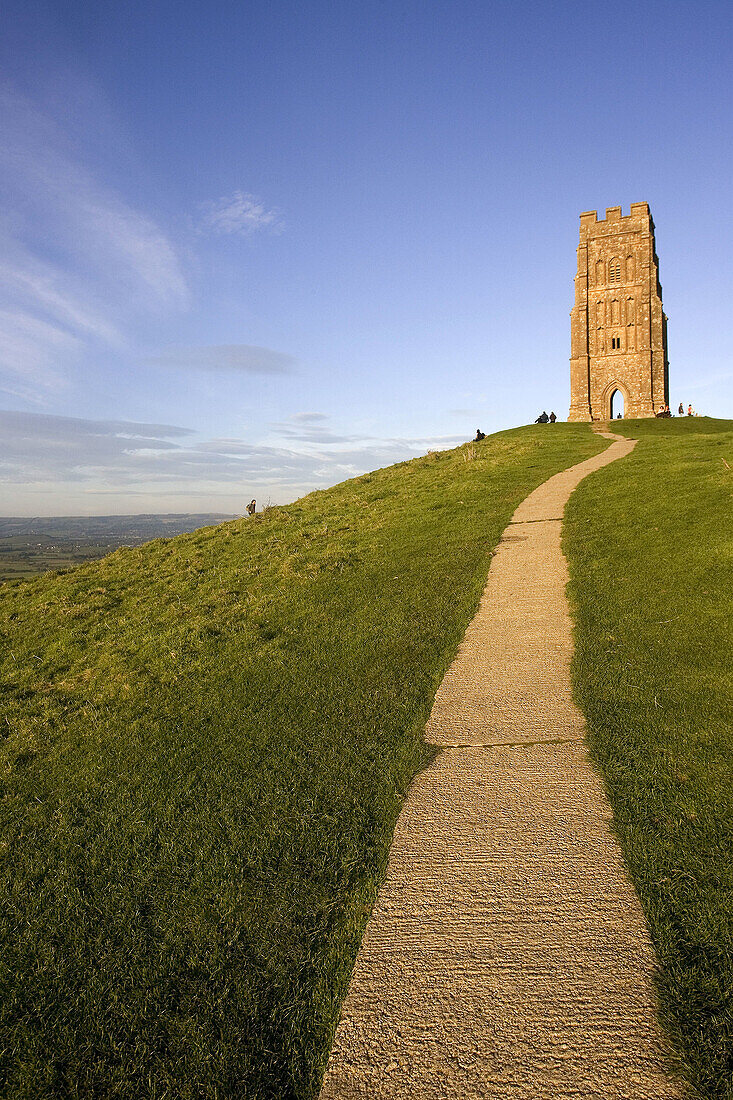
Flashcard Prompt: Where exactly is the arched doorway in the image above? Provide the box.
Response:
[610,388,624,419]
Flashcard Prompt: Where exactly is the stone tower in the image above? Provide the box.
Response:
[568,203,668,421]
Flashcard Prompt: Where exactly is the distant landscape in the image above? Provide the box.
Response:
[0,515,235,582]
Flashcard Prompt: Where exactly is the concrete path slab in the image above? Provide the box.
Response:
[319,432,689,1099]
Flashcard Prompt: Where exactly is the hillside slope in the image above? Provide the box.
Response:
[0,424,604,1100]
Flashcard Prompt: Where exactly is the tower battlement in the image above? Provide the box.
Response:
[568,202,668,421]
[579,202,651,226]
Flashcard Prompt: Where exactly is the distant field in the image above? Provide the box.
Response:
[0,515,234,582]
[0,536,137,581]
[564,417,733,1099]
[0,425,604,1100]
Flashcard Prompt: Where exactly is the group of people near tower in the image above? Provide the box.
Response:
[657,403,698,417]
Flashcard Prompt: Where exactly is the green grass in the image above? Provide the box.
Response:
[563,416,733,1099]
[0,424,604,1099]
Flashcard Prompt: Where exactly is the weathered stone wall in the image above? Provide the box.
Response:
[568,203,668,421]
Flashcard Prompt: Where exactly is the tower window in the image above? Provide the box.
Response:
[609,258,621,283]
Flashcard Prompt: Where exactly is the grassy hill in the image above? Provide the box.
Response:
[564,416,733,1100]
[2,418,730,1099]
[0,424,605,1100]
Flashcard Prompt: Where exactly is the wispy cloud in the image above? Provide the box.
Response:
[0,308,80,394]
[384,433,466,447]
[148,344,295,373]
[269,412,465,449]
[0,86,188,396]
[0,410,193,484]
[0,410,465,513]
[270,412,360,445]
[200,191,283,236]
[0,253,122,346]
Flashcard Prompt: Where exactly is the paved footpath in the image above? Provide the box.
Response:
[319,431,689,1099]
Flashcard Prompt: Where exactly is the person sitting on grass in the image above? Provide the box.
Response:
[473,429,486,441]
[535,411,549,424]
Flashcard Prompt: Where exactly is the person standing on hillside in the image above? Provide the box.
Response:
[678,402,684,415]
[549,412,557,423]
[246,499,256,516]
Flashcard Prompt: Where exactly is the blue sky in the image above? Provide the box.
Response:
[1,0,731,515]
